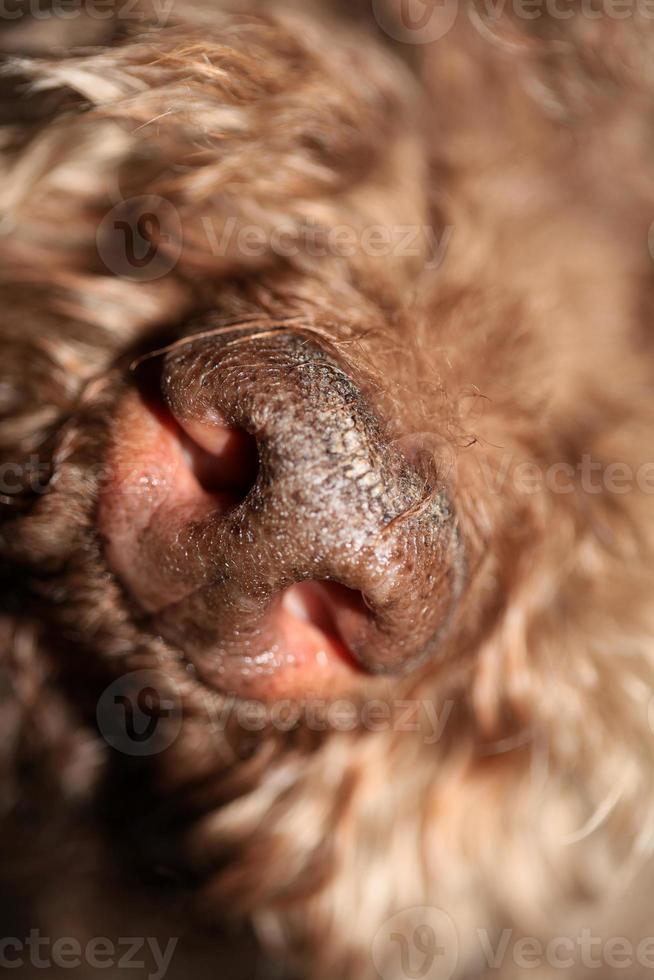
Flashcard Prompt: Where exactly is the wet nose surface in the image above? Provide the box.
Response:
[100,325,464,699]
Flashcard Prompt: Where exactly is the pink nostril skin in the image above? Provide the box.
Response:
[99,324,465,701]
[178,418,259,497]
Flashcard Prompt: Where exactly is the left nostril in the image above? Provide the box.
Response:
[280,581,371,672]
[282,580,370,637]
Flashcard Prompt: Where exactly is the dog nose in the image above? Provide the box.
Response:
[101,322,464,696]
[142,329,461,673]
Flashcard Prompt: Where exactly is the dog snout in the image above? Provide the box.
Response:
[101,323,465,695]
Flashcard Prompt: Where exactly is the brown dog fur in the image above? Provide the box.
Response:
[1,2,654,978]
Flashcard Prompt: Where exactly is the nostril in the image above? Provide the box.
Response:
[281,581,371,670]
[177,418,259,497]
[135,367,259,502]
[282,581,368,631]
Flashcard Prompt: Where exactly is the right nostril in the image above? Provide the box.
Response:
[178,418,259,497]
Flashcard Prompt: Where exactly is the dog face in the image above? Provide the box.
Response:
[2,4,654,979]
